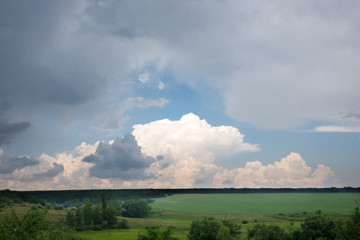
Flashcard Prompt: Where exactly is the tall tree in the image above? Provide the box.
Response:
[83,198,93,226]
[101,194,107,212]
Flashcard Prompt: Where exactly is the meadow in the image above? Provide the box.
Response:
[76,192,360,240]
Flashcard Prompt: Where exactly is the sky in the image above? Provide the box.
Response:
[0,0,359,190]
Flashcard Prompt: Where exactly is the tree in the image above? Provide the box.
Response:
[101,193,107,212]
[65,210,76,228]
[75,205,84,229]
[0,208,82,240]
[222,219,241,237]
[83,198,93,226]
[188,217,222,240]
[247,224,291,240]
[103,206,118,227]
[122,199,151,218]
[339,206,360,240]
[300,210,338,240]
[92,204,103,226]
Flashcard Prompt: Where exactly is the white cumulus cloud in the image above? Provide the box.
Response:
[213,152,334,188]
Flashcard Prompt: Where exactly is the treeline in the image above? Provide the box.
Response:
[3,187,359,206]
[0,189,45,209]
[26,189,166,205]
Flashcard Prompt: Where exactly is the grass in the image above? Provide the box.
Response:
[151,193,360,215]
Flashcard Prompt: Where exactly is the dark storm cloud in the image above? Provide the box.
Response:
[32,162,64,179]
[0,120,31,146]
[0,154,39,174]
[0,1,106,109]
[82,133,155,180]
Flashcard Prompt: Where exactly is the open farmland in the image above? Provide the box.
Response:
[150,193,360,215]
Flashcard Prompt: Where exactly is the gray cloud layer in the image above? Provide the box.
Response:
[1,0,359,132]
[82,133,155,180]
[0,120,30,146]
[0,154,39,174]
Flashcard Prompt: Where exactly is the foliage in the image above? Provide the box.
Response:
[117,218,130,229]
[247,224,291,240]
[338,206,360,240]
[221,219,241,237]
[122,199,151,218]
[64,195,118,231]
[300,210,338,240]
[138,226,178,240]
[188,217,223,240]
[83,199,93,226]
[0,208,82,240]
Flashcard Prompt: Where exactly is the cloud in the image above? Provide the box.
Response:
[0,115,336,190]
[32,162,64,180]
[158,81,165,90]
[138,73,150,84]
[82,133,155,180]
[314,125,360,133]
[132,113,260,187]
[133,113,260,158]
[213,152,334,188]
[0,120,31,146]
[0,153,39,174]
[93,97,169,130]
[0,0,359,137]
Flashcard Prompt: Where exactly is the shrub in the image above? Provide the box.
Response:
[117,219,130,229]
[122,199,151,218]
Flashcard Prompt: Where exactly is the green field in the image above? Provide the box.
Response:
[151,193,360,215]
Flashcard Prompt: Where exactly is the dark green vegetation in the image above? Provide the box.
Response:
[1,189,360,239]
[0,208,81,240]
[123,199,152,218]
[137,226,178,240]
[65,195,132,231]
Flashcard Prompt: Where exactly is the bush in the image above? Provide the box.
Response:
[247,224,291,240]
[300,210,338,240]
[117,219,130,229]
[54,205,64,210]
[138,226,178,240]
[122,199,151,218]
[242,220,249,224]
[188,217,222,240]
[90,225,102,231]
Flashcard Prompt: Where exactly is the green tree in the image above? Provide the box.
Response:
[92,204,103,226]
[339,206,360,240]
[75,205,84,228]
[0,209,21,240]
[83,198,93,226]
[300,210,338,240]
[188,217,222,240]
[122,199,151,218]
[101,193,107,212]
[222,219,241,237]
[65,210,76,228]
[103,206,118,227]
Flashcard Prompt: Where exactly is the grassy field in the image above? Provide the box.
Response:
[151,193,360,215]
